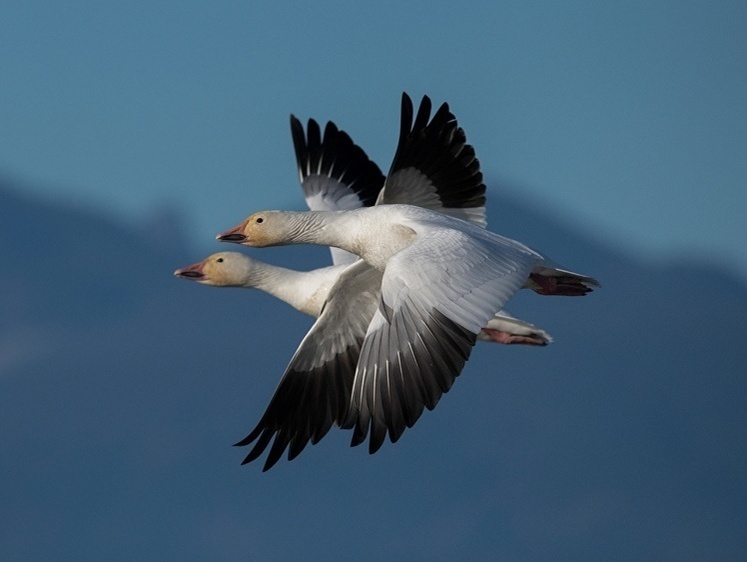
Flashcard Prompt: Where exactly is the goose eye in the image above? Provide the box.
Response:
[256,217,264,224]
[216,258,224,263]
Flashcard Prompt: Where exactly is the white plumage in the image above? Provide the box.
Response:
[197,93,597,470]
[219,203,597,465]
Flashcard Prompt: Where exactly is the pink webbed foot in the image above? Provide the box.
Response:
[479,328,549,346]
[528,273,595,296]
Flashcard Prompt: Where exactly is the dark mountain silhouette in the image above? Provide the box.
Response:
[1,179,745,561]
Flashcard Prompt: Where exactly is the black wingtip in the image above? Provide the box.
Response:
[349,415,368,447]
[233,426,262,447]
[293,113,384,208]
[350,430,366,448]
[399,92,415,146]
[368,421,388,455]
[412,94,433,134]
[386,93,487,211]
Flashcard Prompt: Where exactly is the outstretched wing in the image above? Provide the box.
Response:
[343,225,540,454]
[235,260,382,471]
[376,93,487,228]
[290,116,385,265]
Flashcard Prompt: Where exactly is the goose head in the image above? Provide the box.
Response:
[174,252,254,286]
[216,211,310,247]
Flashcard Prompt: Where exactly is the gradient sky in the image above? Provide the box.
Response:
[2,1,746,278]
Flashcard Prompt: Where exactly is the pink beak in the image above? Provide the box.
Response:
[174,261,206,280]
[216,221,248,243]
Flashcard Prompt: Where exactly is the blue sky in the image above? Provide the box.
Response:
[2,1,746,279]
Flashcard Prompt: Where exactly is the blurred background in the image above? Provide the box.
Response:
[2,1,746,560]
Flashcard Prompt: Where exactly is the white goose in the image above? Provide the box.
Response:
[174,251,552,344]
[215,94,598,470]
[218,205,598,462]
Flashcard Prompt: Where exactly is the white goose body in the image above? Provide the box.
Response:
[220,204,597,460]
[175,250,552,343]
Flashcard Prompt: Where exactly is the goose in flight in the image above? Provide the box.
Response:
[174,252,551,345]
[215,94,597,470]
[218,204,598,465]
